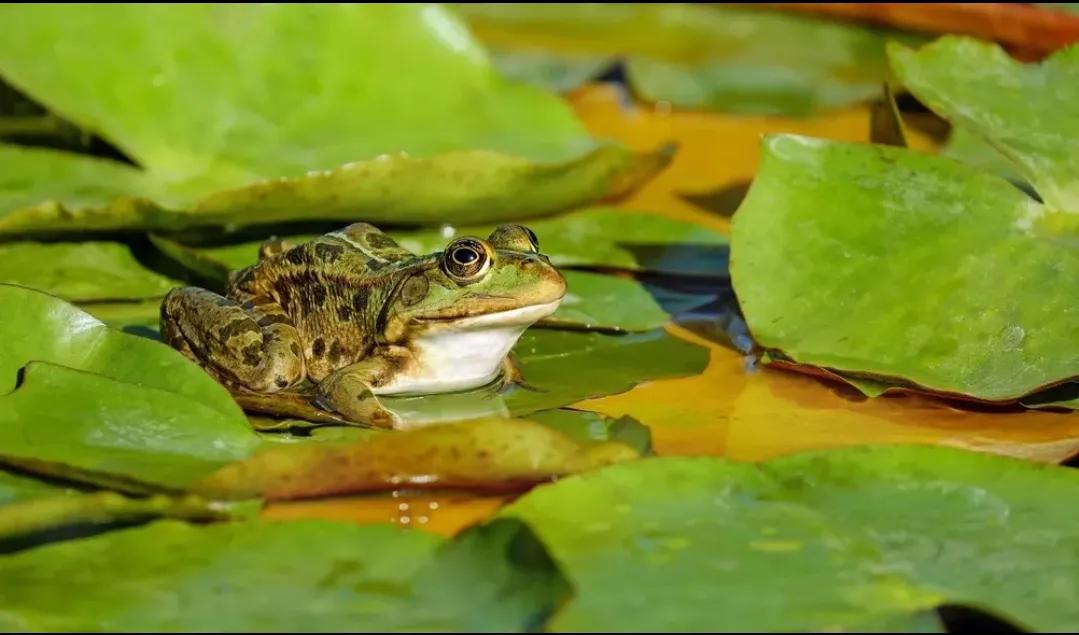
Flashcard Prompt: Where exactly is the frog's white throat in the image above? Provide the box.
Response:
[374,299,562,396]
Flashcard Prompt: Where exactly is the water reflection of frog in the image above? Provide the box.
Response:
[161,222,566,428]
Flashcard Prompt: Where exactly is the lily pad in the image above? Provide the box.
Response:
[391,207,729,276]
[504,328,710,415]
[731,134,1077,402]
[0,517,569,632]
[527,409,653,456]
[0,488,246,546]
[194,418,638,502]
[0,4,665,235]
[0,284,258,490]
[0,240,181,301]
[456,3,923,116]
[501,445,1079,631]
[149,234,675,332]
[889,37,1079,211]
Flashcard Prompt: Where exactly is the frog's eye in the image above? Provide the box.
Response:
[443,238,490,283]
[524,227,539,251]
[487,224,539,253]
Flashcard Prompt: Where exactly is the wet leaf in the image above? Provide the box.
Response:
[150,234,676,332]
[0,284,241,417]
[0,241,181,301]
[505,328,710,415]
[0,517,570,632]
[79,298,166,332]
[457,3,921,116]
[0,4,664,235]
[731,135,1077,402]
[527,409,653,456]
[501,445,1079,631]
[890,37,1079,211]
[0,362,258,492]
[547,271,669,332]
[488,49,614,93]
[195,418,638,502]
[940,127,1026,189]
[0,489,246,546]
[0,285,257,490]
[391,207,729,276]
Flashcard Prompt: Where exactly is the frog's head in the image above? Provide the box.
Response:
[379,224,566,343]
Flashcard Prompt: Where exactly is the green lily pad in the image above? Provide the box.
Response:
[253,408,651,456]
[0,284,241,417]
[194,418,638,502]
[501,445,1079,631]
[504,328,710,415]
[455,3,923,116]
[0,488,246,547]
[0,4,664,235]
[940,126,1027,188]
[528,409,652,456]
[731,134,1078,402]
[0,464,248,548]
[890,37,1079,211]
[0,362,259,492]
[487,49,615,93]
[0,284,257,490]
[391,207,729,277]
[149,233,674,332]
[0,517,569,632]
[79,298,167,332]
[0,241,181,302]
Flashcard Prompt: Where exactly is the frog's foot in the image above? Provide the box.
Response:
[499,355,543,393]
[313,362,402,429]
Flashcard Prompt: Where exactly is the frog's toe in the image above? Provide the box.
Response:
[313,386,400,429]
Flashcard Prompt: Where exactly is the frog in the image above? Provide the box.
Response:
[160,222,566,428]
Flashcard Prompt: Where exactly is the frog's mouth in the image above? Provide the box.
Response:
[419,298,563,331]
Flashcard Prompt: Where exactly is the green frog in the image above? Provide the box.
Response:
[160,222,566,428]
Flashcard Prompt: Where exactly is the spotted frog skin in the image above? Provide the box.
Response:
[160,222,566,428]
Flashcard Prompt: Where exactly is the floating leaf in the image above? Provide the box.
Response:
[0,489,245,546]
[456,3,922,116]
[0,517,569,632]
[0,285,257,490]
[79,298,166,332]
[889,37,1079,211]
[194,418,638,502]
[940,126,1027,190]
[149,233,675,332]
[391,207,729,276]
[527,409,653,456]
[731,134,1077,402]
[0,4,665,235]
[501,445,1079,631]
[0,240,181,301]
[487,49,614,93]
[0,284,238,411]
[505,328,710,415]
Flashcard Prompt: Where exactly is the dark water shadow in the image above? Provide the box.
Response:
[677,180,752,219]
[619,241,729,279]
[937,604,1024,634]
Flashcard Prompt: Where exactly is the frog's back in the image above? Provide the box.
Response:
[230,224,424,379]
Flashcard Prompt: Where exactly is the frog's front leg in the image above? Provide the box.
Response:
[161,287,305,393]
[312,355,406,429]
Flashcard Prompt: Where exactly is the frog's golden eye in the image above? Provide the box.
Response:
[487,224,539,253]
[443,238,490,282]
[524,227,539,251]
